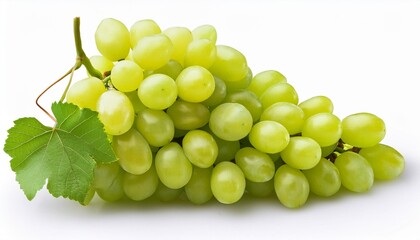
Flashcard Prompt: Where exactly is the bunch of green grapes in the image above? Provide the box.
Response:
[68,18,405,208]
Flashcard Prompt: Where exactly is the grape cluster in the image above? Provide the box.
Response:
[67,18,405,208]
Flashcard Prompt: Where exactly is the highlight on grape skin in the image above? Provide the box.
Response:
[3,17,406,208]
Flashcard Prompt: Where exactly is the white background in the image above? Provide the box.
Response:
[1,0,420,239]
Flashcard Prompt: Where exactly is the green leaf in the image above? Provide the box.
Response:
[3,102,117,205]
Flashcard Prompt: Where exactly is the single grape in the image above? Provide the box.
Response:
[112,128,153,175]
[130,19,161,48]
[155,181,183,202]
[95,18,131,61]
[66,77,106,111]
[298,95,334,119]
[209,102,253,141]
[97,90,135,135]
[359,144,405,180]
[247,70,287,97]
[280,136,321,170]
[125,91,147,113]
[123,166,159,201]
[176,66,215,103]
[246,179,274,198]
[192,24,217,44]
[301,113,342,147]
[260,102,305,135]
[211,161,246,204]
[132,34,173,70]
[89,55,114,76]
[334,151,374,193]
[210,132,240,163]
[135,108,174,147]
[155,142,193,189]
[224,67,253,92]
[224,89,262,123]
[111,60,143,92]
[302,158,341,197]
[182,130,218,168]
[184,39,217,69]
[274,164,310,208]
[341,112,386,148]
[260,82,299,109]
[185,166,214,204]
[248,120,290,154]
[138,73,177,110]
[93,162,125,202]
[202,76,227,107]
[235,147,275,182]
[210,45,248,82]
[153,60,183,80]
[163,26,193,64]
[167,100,210,130]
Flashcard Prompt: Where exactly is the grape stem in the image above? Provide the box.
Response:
[35,17,102,123]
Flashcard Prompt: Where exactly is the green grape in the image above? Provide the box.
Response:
[274,164,309,208]
[298,95,334,119]
[123,166,159,201]
[111,60,144,92]
[184,39,217,69]
[213,134,240,163]
[341,112,386,148]
[176,66,215,103]
[113,128,153,175]
[302,158,341,197]
[224,89,262,123]
[334,151,374,193]
[96,174,124,202]
[163,27,193,64]
[153,59,183,79]
[321,142,338,157]
[209,103,253,141]
[138,73,177,110]
[235,147,275,182]
[247,70,287,97]
[66,77,106,111]
[132,34,173,70]
[211,161,246,204]
[155,181,183,202]
[93,162,121,190]
[130,19,161,48]
[260,102,305,135]
[210,45,248,82]
[89,55,114,76]
[280,136,321,170]
[182,130,218,168]
[301,113,342,147]
[224,67,253,92]
[246,179,274,198]
[166,100,210,130]
[185,166,214,204]
[248,120,290,154]
[125,91,147,113]
[155,142,193,189]
[359,144,405,180]
[97,90,135,135]
[93,162,125,202]
[260,82,299,109]
[135,108,174,147]
[202,76,227,107]
[192,24,217,44]
[95,18,131,61]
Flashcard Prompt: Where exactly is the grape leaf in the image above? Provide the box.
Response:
[3,102,117,205]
